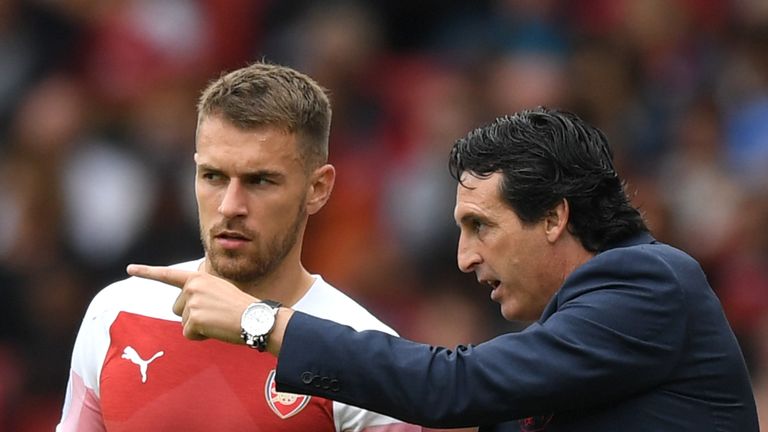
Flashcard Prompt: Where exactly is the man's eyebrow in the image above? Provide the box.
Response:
[197,163,221,172]
[197,163,283,178]
[456,212,485,226]
[242,170,285,180]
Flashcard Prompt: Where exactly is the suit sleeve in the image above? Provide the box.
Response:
[275,247,687,428]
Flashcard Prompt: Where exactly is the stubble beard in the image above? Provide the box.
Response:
[202,205,306,285]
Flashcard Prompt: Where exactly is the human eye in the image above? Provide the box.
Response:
[471,218,486,233]
[244,173,277,187]
[458,214,488,236]
[200,170,225,183]
[460,215,486,234]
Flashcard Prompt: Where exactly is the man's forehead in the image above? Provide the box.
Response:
[457,172,501,194]
[454,173,504,214]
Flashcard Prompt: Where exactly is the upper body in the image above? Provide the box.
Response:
[60,63,420,431]
[57,259,417,431]
[125,108,759,431]
[275,233,759,431]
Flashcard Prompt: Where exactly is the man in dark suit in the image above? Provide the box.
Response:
[129,108,759,431]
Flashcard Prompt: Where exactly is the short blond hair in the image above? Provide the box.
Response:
[198,62,331,168]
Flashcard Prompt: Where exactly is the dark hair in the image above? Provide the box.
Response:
[449,107,647,252]
[198,62,331,168]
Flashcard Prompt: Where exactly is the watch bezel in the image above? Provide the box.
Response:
[240,300,281,351]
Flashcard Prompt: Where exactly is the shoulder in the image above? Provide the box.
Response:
[597,241,701,275]
[86,259,203,322]
[553,242,699,327]
[545,242,700,346]
[566,241,703,298]
[294,276,399,336]
[573,242,709,295]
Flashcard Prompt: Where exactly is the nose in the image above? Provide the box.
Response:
[218,179,248,217]
[457,234,481,273]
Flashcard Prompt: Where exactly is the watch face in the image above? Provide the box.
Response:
[241,303,276,335]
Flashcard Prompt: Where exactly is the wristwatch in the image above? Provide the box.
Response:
[240,300,282,352]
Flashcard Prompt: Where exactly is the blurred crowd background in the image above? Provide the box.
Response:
[1,0,767,429]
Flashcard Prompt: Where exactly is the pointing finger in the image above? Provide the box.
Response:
[126,264,195,288]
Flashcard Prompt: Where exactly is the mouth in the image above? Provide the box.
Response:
[479,277,500,288]
[215,230,251,241]
[480,278,502,301]
[213,230,252,249]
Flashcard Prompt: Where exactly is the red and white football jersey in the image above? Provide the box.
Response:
[57,259,418,431]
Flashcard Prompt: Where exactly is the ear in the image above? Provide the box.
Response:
[544,198,570,244]
[306,164,336,215]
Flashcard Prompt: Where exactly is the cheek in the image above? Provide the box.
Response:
[496,240,539,293]
[268,190,304,215]
[195,190,221,225]
[196,193,215,215]
[249,196,297,230]
[195,183,214,206]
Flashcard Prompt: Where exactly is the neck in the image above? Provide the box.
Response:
[202,254,314,307]
[555,235,597,285]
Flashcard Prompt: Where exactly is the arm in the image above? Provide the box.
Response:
[275,251,686,427]
[57,291,112,432]
[57,370,106,432]
[127,249,686,428]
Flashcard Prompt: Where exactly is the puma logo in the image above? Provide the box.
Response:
[121,346,164,383]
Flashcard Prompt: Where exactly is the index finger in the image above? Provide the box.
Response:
[126,264,195,288]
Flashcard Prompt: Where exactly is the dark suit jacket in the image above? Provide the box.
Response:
[276,232,759,431]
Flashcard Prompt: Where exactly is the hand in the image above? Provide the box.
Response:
[126,264,256,344]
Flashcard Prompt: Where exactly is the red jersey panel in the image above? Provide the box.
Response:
[100,312,333,431]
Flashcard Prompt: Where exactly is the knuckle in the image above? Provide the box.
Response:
[186,275,206,292]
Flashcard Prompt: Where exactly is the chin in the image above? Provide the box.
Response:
[499,305,517,322]
[210,256,254,278]
[500,304,535,323]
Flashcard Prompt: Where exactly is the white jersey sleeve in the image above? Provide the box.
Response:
[56,280,115,431]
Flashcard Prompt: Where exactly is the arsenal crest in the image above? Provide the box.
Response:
[265,369,311,419]
[519,413,554,431]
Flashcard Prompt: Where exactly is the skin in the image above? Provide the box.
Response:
[453,172,591,321]
[127,170,594,351]
[157,113,334,341]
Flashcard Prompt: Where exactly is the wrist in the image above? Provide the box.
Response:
[267,307,293,356]
[240,300,282,351]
